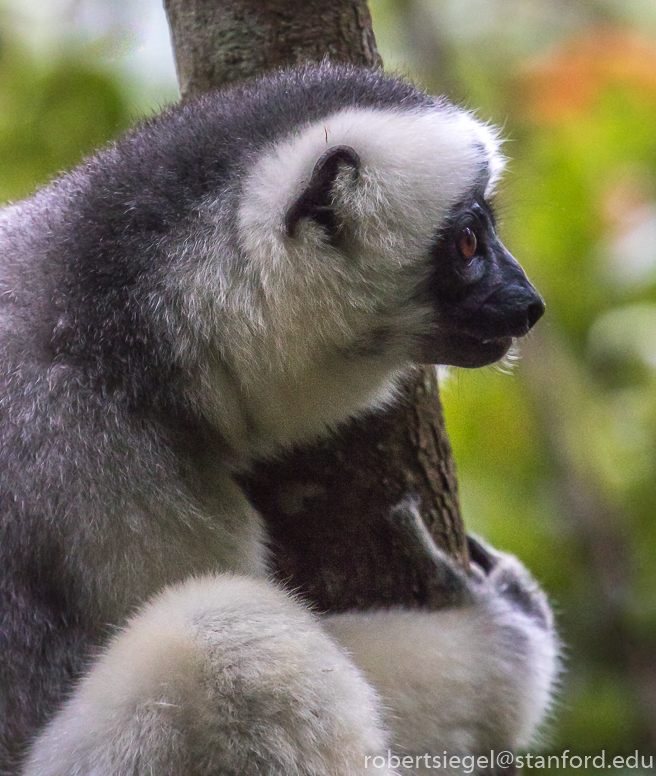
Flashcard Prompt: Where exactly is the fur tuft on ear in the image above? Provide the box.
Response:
[284,145,360,239]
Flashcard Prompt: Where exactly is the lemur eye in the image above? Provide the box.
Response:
[457,227,478,260]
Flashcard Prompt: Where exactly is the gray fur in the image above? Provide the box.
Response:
[0,62,554,775]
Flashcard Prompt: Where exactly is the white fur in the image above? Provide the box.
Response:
[326,602,557,772]
[23,576,390,776]
[176,107,504,454]
[24,561,559,776]
[239,107,501,252]
[324,539,559,775]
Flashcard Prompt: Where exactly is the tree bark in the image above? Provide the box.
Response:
[163,0,469,612]
[164,0,381,100]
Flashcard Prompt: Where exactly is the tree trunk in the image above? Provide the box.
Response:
[164,0,381,100]
[163,0,469,612]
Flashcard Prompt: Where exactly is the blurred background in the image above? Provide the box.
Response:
[1,0,655,770]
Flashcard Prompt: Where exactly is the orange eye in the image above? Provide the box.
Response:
[457,227,477,260]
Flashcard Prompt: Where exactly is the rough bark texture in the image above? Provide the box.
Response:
[241,371,466,612]
[163,0,469,612]
[164,0,382,100]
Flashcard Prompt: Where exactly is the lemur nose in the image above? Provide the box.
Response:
[526,299,545,331]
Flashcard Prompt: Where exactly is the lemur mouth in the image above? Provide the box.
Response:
[419,331,513,368]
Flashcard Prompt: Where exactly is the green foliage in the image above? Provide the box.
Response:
[0,38,132,202]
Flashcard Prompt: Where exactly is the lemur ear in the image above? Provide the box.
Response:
[285,145,360,239]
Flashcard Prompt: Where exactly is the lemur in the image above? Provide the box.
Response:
[0,62,556,776]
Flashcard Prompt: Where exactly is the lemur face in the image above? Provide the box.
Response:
[279,138,544,372]
[419,196,545,368]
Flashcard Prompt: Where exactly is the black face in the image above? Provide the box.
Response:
[420,198,545,368]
